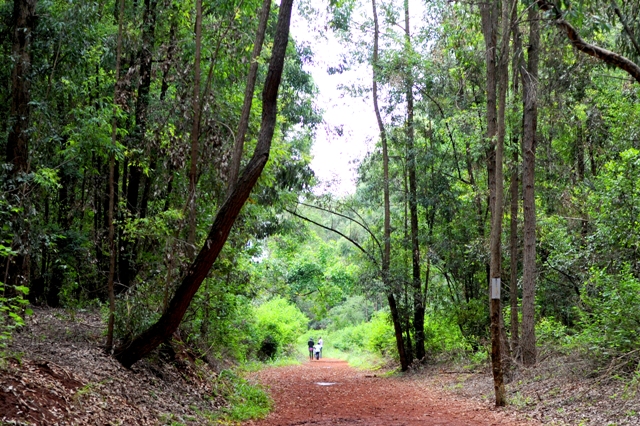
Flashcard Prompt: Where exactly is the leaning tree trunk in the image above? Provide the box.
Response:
[114,0,295,368]
[521,3,540,367]
[372,0,409,372]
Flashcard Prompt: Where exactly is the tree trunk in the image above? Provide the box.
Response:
[509,150,519,355]
[481,0,506,406]
[404,0,424,362]
[6,0,35,176]
[521,3,540,367]
[187,0,203,258]
[227,0,272,195]
[119,0,157,292]
[114,0,294,368]
[372,0,409,372]
[5,0,37,292]
[106,0,125,353]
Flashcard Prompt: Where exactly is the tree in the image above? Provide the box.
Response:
[521,2,540,367]
[228,0,272,194]
[537,0,640,84]
[372,0,409,372]
[106,0,126,353]
[5,0,37,290]
[403,0,425,362]
[114,0,295,368]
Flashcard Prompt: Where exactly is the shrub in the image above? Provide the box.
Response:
[365,311,396,356]
[253,297,308,359]
[572,265,640,357]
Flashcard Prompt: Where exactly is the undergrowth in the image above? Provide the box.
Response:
[210,369,272,423]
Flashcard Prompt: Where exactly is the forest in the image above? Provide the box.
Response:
[2,0,640,423]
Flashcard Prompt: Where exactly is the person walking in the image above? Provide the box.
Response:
[313,343,320,360]
[317,336,323,359]
[307,337,315,361]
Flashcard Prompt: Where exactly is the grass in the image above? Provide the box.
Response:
[207,369,272,424]
[239,356,301,373]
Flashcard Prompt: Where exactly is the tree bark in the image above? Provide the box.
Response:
[537,0,640,84]
[509,150,519,354]
[227,0,272,195]
[5,0,37,291]
[106,0,125,353]
[404,0,424,362]
[187,0,203,257]
[372,0,409,372]
[114,0,294,368]
[118,0,157,292]
[521,3,540,367]
[7,0,35,176]
[481,0,505,406]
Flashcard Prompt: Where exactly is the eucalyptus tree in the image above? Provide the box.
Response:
[4,0,37,291]
[115,0,295,367]
[521,2,540,367]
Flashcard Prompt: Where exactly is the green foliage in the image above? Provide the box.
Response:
[572,265,640,357]
[211,369,272,422]
[329,310,396,357]
[452,299,489,351]
[0,239,31,354]
[253,297,309,360]
[0,280,31,353]
[326,295,373,330]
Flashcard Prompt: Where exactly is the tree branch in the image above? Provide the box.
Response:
[285,208,380,268]
[538,0,640,84]
[296,201,382,254]
[610,0,640,59]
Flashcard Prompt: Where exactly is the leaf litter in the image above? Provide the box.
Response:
[1,307,227,425]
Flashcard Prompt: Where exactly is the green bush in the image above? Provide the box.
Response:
[365,311,396,356]
[0,243,31,354]
[254,297,308,359]
[423,313,468,354]
[329,322,368,352]
[572,265,640,357]
[325,310,395,357]
[0,281,31,354]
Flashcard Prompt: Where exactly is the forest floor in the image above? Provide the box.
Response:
[0,307,227,425]
[244,358,537,426]
[2,308,639,425]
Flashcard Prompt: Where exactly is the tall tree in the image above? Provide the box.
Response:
[5,0,37,289]
[115,0,295,368]
[404,0,424,362]
[119,0,158,291]
[187,0,203,257]
[372,0,409,372]
[227,0,272,195]
[481,0,508,406]
[106,0,126,353]
[521,2,540,367]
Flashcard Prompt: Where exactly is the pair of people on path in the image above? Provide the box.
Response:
[307,336,323,360]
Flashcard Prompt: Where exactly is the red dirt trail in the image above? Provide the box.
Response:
[245,358,536,426]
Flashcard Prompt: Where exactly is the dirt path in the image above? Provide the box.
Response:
[245,358,537,426]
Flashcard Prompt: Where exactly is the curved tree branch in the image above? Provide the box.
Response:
[296,201,382,254]
[538,0,640,84]
[285,208,380,268]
